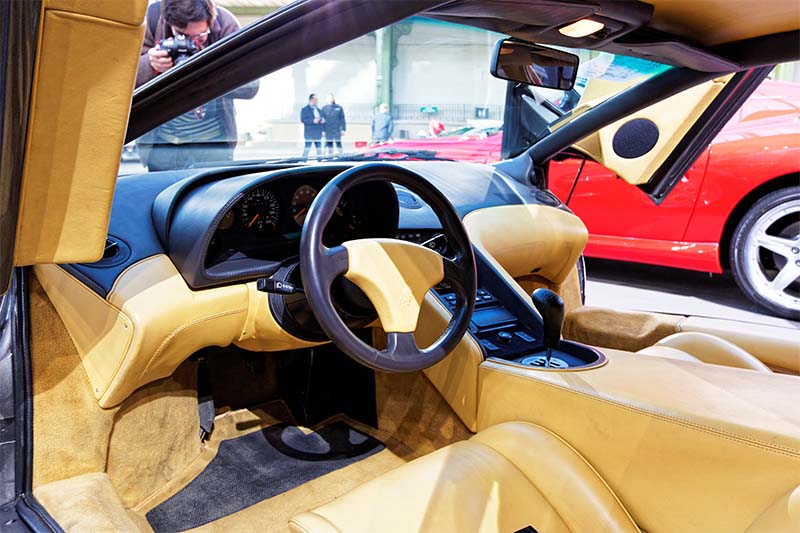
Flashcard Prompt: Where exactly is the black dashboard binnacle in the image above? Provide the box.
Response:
[205,178,396,270]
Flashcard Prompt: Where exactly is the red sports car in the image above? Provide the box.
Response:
[378,79,800,318]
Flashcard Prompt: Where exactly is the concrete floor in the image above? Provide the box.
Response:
[584,258,800,329]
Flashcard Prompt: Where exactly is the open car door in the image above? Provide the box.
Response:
[570,67,771,196]
[0,1,147,528]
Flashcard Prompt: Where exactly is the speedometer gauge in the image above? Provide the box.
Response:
[291,185,318,226]
[238,188,281,234]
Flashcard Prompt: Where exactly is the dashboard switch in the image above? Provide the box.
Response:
[479,339,499,352]
[257,277,303,295]
[514,331,535,343]
[497,331,513,344]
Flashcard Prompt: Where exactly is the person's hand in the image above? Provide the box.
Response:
[340,130,345,137]
[320,118,326,124]
[148,46,173,73]
[313,118,320,124]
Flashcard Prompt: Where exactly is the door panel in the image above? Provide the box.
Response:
[573,75,731,185]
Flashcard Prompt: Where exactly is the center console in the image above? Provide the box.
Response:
[435,248,605,370]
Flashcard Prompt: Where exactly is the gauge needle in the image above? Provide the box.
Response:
[248,214,260,228]
[295,207,307,218]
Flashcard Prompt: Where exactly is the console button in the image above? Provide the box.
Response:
[497,331,513,344]
[479,339,499,352]
[514,331,535,343]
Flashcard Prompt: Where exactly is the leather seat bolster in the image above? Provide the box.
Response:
[636,345,704,363]
[654,332,772,372]
[291,511,341,533]
[470,423,639,532]
[291,422,639,533]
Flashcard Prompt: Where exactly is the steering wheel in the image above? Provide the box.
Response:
[299,164,477,372]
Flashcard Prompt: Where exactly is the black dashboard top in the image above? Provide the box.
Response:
[62,161,554,296]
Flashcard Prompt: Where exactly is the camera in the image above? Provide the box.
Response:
[158,34,199,67]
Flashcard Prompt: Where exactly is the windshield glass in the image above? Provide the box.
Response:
[123,12,673,174]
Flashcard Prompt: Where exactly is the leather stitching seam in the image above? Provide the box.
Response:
[486,364,800,458]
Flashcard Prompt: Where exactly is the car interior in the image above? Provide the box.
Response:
[5,0,800,532]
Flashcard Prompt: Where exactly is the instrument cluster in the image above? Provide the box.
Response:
[205,179,397,267]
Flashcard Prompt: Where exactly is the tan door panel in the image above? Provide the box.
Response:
[574,75,732,185]
[14,1,147,265]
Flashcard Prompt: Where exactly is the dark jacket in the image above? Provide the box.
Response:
[321,103,346,138]
[371,111,393,142]
[300,105,324,140]
[135,2,258,163]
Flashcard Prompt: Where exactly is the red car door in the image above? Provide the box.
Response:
[548,151,711,268]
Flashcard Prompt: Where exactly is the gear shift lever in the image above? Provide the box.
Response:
[531,288,564,368]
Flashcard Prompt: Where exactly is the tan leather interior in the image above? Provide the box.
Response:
[677,316,800,373]
[477,351,800,532]
[464,204,588,284]
[563,305,683,352]
[14,0,147,266]
[290,421,638,533]
[637,331,772,372]
[563,306,800,373]
[34,255,322,408]
[648,0,800,46]
[420,293,484,431]
[574,75,731,185]
[343,239,444,333]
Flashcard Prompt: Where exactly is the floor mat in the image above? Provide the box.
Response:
[146,421,384,532]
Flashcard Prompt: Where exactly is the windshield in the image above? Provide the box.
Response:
[123,13,672,174]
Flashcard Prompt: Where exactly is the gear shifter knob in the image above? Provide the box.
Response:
[531,288,564,350]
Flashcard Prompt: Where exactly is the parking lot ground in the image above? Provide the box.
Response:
[584,258,800,329]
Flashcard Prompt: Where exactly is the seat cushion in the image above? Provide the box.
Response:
[290,422,638,533]
[637,332,771,372]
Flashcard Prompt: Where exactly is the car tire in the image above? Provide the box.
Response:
[730,186,800,320]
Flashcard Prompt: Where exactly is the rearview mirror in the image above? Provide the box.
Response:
[491,39,579,91]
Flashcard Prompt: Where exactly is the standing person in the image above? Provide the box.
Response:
[300,93,324,158]
[371,103,394,143]
[321,94,346,154]
[135,0,258,171]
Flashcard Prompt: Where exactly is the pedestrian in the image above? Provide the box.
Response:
[322,94,346,154]
[300,93,325,158]
[371,103,393,143]
[135,0,258,171]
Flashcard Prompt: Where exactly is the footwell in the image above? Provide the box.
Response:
[146,421,384,532]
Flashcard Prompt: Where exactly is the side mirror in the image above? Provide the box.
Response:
[491,39,579,91]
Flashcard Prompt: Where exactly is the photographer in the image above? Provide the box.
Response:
[135,0,258,170]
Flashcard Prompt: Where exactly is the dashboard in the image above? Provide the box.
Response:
[63,161,537,296]
[205,178,397,269]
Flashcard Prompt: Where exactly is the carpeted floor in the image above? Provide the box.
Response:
[146,421,385,532]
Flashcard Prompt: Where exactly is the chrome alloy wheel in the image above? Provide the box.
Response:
[741,198,800,314]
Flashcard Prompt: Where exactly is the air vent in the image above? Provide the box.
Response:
[86,236,131,268]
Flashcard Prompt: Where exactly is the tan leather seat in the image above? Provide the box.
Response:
[636,332,771,372]
[290,422,638,533]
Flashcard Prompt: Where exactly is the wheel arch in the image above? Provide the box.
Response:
[719,171,800,269]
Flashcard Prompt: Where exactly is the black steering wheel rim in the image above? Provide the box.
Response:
[299,163,477,372]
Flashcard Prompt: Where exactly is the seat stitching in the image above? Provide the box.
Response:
[486,364,800,458]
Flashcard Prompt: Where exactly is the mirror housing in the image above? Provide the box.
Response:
[491,39,579,91]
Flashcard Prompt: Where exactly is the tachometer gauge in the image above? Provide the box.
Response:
[238,188,281,234]
[291,185,318,226]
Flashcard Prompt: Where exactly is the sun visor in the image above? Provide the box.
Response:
[14,0,147,266]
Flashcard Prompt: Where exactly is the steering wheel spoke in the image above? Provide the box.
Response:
[300,164,477,373]
[317,244,350,286]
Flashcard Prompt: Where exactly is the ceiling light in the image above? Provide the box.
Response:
[559,19,605,38]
